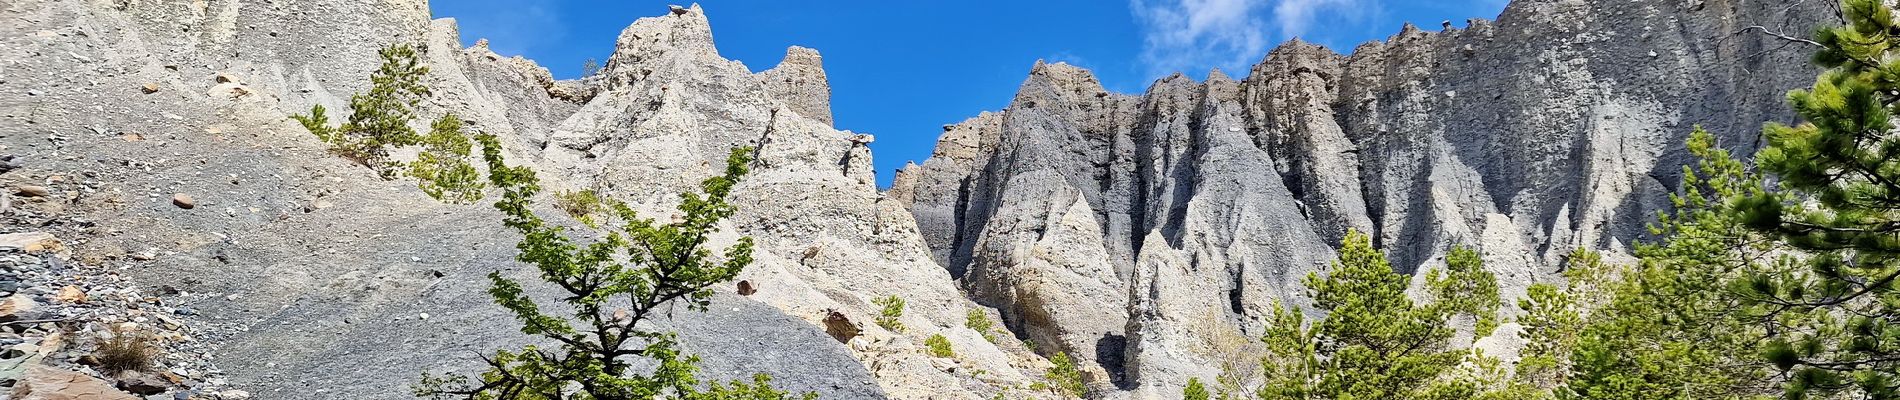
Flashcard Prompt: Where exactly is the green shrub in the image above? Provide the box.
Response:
[552,188,606,226]
[873,295,905,332]
[1044,352,1085,397]
[94,326,155,374]
[1183,377,1210,400]
[694,374,817,400]
[407,116,484,203]
[581,58,602,77]
[925,334,954,358]
[965,308,996,343]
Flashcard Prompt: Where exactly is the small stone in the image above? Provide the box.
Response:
[172,307,196,316]
[55,286,87,303]
[668,4,688,14]
[171,194,195,209]
[418,313,429,320]
[207,82,250,98]
[116,372,171,395]
[140,83,160,94]
[217,390,251,400]
[14,185,49,197]
[214,73,237,84]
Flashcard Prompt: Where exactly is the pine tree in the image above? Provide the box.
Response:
[414,142,810,399]
[309,42,805,400]
[1560,128,1775,399]
[293,44,432,178]
[1721,0,1900,396]
[583,58,603,78]
[1184,377,1211,400]
[292,43,484,203]
[1256,231,1501,399]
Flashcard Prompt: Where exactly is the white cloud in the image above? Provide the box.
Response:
[1272,0,1360,40]
[1129,0,1364,78]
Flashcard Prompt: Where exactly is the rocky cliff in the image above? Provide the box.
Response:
[892,0,1833,396]
[0,0,1841,398]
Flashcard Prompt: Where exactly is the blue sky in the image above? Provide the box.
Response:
[430,0,1510,187]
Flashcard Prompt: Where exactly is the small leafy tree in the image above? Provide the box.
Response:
[693,375,815,400]
[872,295,905,332]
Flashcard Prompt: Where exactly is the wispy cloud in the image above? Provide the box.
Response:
[1129,0,1366,78]
[1271,0,1361,40]
[1044,51,1094,68]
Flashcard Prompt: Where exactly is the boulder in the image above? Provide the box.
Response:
[14,185,49,197]
[0,294,40,321]
[112,372,170,395]
[0,232,61,253]
[11,364,139,400]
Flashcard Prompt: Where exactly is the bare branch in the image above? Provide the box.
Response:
[1735,25,1825,48]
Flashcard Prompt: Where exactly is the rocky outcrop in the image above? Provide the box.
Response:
[759,46,835,126]
[894,0,1834,395]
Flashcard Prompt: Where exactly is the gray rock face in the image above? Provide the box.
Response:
[893,0,1833,395]
[759,46,835,126]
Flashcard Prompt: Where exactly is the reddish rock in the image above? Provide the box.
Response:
[11,365,139,400]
